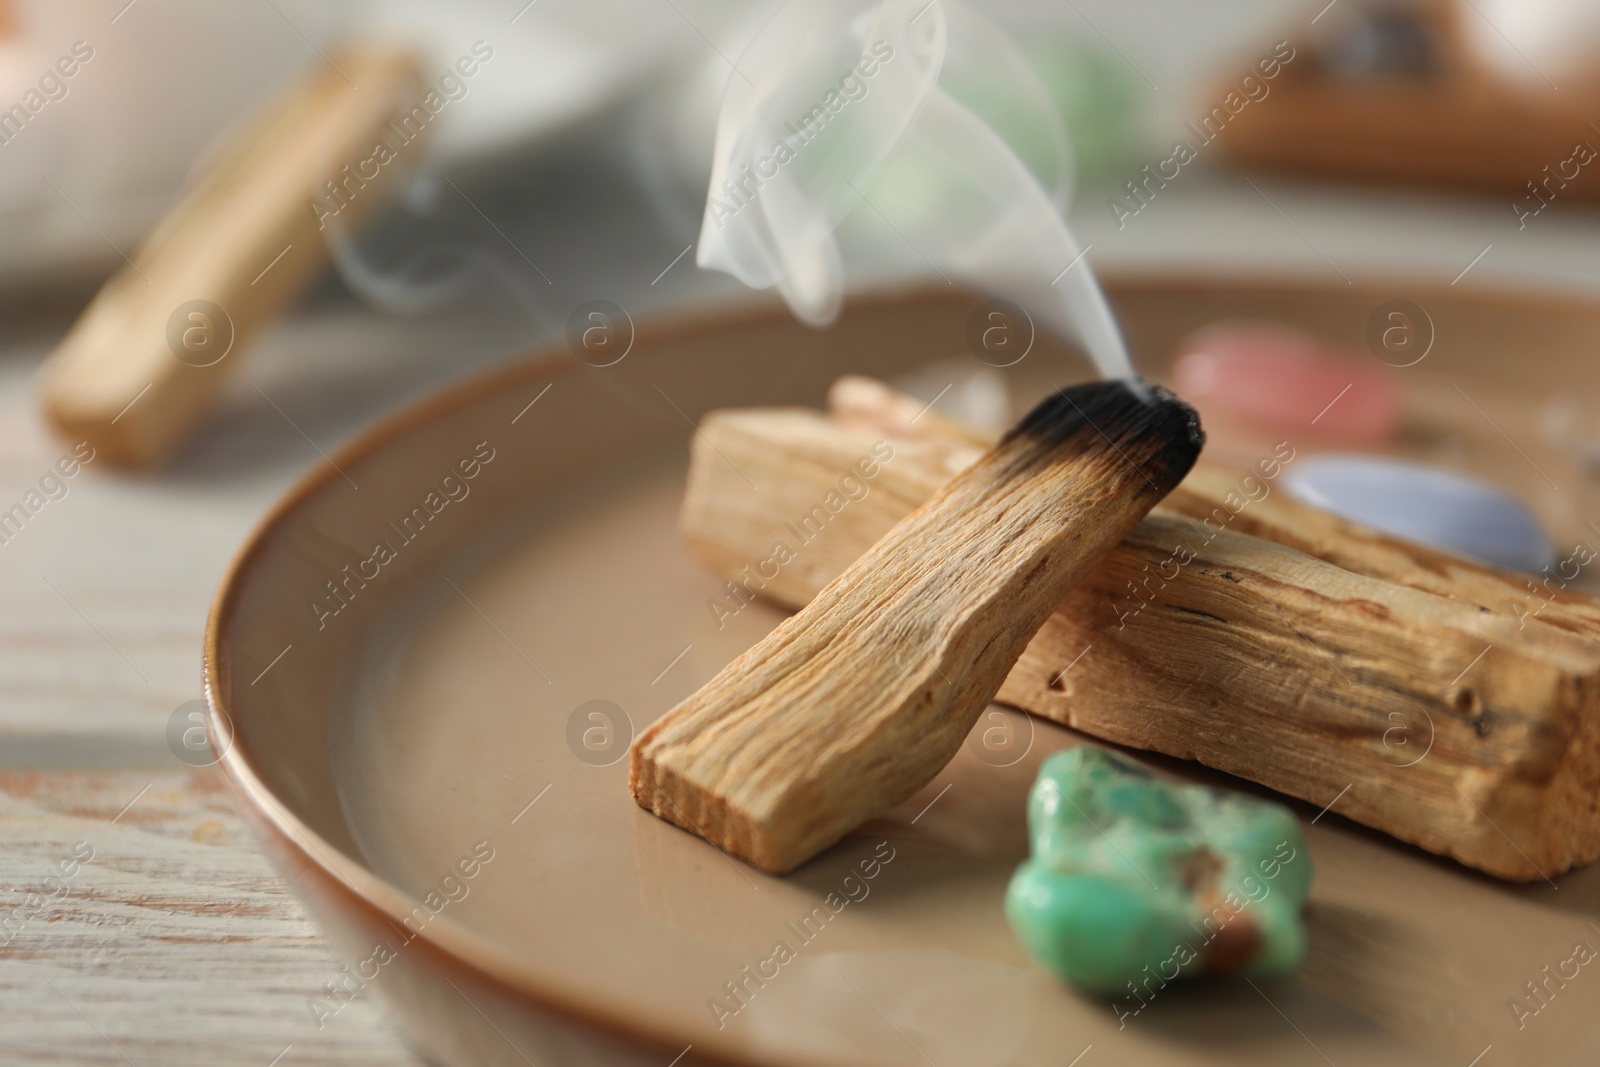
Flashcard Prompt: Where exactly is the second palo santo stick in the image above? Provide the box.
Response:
[681,402,1600,881]
[826,374,1600,643]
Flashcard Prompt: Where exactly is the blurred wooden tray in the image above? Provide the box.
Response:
[1215,6,1600,203]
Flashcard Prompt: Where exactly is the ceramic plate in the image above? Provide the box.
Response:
[206,279,1600,1067]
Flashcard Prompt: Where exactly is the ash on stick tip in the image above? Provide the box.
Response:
[1004,379,1204,488]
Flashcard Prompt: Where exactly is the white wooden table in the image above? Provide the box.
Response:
[0,768,426,1065]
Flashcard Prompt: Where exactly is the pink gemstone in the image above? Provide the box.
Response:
[1172,322,1401,443]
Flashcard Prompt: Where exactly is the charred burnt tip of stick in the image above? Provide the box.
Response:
[1002,380,1205,492]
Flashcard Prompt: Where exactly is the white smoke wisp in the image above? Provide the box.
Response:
[696,0,1140,383]
[321,173,553,332]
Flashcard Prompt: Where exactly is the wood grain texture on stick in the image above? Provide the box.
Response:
[36,45,424,469]
[632,382,1204,874]
[681,382,1600,881]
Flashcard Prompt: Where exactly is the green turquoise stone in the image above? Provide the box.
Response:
[1005,747,1311,998]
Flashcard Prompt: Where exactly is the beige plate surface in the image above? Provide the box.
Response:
[207,279,1600,1067]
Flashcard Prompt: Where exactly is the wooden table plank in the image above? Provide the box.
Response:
[0,769,429,1066]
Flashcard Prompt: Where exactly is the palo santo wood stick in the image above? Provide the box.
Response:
[632,382,1204,873]
[681,402,1600,880]
[830,375,1600,643]
[827,374,994,449]
[36,44,424,469]
[1165,469,1600,642]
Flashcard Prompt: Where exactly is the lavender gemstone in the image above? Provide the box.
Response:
[1285,454,1556,574]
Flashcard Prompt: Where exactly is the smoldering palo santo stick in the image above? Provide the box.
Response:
[631,382,1202,873]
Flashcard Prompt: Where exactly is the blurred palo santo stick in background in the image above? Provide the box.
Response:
[681,378,1600,881]
[632,381,1204,874]
[35,44,424,469]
